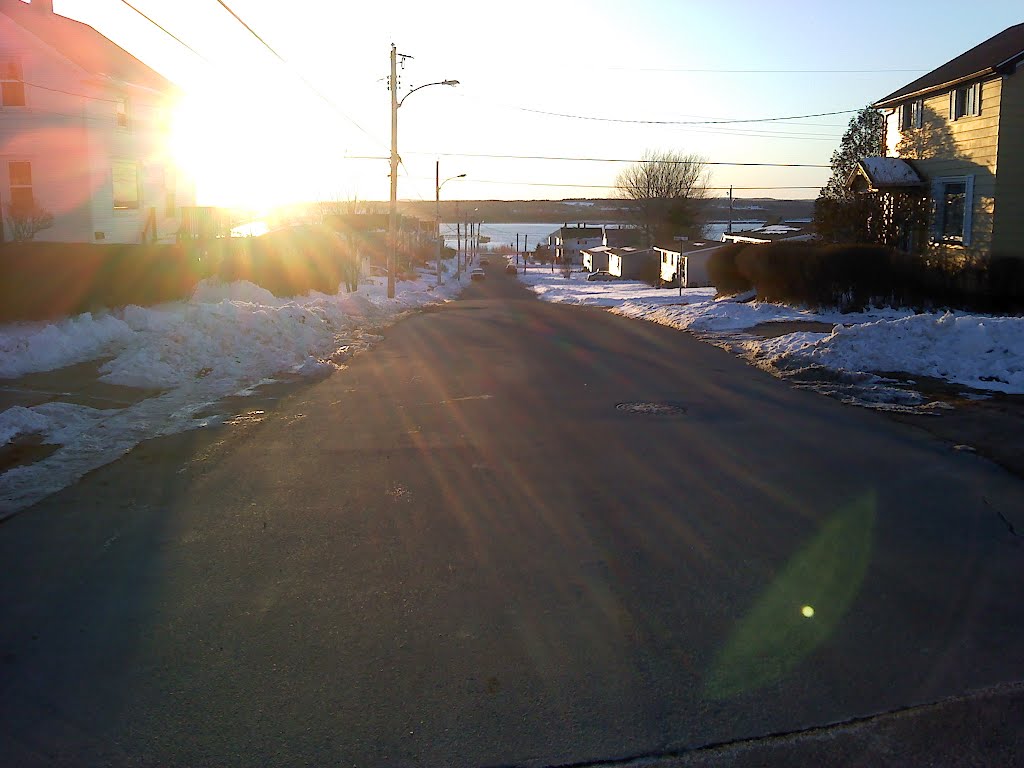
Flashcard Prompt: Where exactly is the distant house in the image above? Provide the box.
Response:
[654,241,721,287]
[548,224,603,265]
[0,0,194,243]
[720,223,815,245]
[581,244,611,272]
[602,226,644,248]
[607,246,659,281]
[857,23,1024,260]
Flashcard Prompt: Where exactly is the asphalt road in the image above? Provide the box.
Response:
[2,261,1024,767]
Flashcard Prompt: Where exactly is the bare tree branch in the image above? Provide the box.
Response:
[614,149,710,245]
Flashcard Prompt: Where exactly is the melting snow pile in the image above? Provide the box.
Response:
[523,269,1024,395]
[1,267,464,515]
[762,313,1024,393]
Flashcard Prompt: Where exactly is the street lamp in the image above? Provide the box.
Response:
[388,43,459,298]
[436,162,465,286]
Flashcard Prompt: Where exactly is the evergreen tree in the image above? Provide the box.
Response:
[819,106,884,202]
[816,106,884,243]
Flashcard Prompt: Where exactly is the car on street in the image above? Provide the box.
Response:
[470,268,486,281]
[587,270,616,281]
[479,257,490,266]
[505,264,517,275]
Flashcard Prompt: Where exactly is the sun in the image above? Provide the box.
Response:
[169,75,342,211]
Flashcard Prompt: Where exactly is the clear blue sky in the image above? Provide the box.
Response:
[54,0,1024,206]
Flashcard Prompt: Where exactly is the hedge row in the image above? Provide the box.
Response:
[0,225,368,323]
[707,242,1024,313]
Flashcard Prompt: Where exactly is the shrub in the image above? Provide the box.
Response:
[218,224,350,296]
[707,243,752,295]
[722,241,1024,313]
[0,241,211,323]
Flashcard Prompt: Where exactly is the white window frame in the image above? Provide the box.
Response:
[0,56,26,108]
[7,159,34,210]
[115,96,130,130]
[112,159,140,210]
[900,100,923,130]
[950,82,981,120]
[932,175,974,246]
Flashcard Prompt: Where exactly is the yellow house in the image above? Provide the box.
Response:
[870,23,1024,262]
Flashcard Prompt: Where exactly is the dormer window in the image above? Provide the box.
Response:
[1,58,26,107]
[951,82,981,120]
[116,97,129,129]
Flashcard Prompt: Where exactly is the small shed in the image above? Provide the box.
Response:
[582,245,611,272]
[608,247,659,281]
[654,241,721,287]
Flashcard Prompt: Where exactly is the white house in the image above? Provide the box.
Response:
[549,224,603,265]
[654,241,721,287]
[0,0,193,243]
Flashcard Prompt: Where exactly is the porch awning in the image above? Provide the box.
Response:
[847,158,924,193]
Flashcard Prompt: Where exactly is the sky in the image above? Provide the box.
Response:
[49,0,1024,207]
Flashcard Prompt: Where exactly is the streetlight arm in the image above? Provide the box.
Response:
[438,173,466,192]
[398,79,460,108]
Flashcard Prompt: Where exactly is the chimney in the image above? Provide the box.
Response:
[33,0,54,12]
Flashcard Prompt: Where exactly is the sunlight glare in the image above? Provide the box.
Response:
[170,73,342,209]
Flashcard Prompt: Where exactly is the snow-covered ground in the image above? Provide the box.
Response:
[0,262,465,516]
[520,268,1024,399]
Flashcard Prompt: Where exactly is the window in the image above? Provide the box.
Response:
[112,160,139,209]
[115,97,129,129]
[933,175,974,245]
[951,82,981,120]
[1,58,26,107]
[8,160,33,210]
[900,99,923,129]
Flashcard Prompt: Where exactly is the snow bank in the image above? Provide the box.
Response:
[769,313,1024,393]
[0,313,134,378]
[527,269,1024,396]
[1,262,466,515]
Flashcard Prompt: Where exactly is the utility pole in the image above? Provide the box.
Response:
[456,220,462,279]
[728,185,733,235]
[388,43,399,298]
[435,160,441,286]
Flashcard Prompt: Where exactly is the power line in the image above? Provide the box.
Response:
[23,80,136,104]
[606,67,926,74]
[119,0,211,62]
[430,178,823,191]
[403,152,831,169]
[209,0,382,147]
[505,106,860,126]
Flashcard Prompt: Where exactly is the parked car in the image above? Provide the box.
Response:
[505,264,517,275]
[470,268,486,281]
[587,271,615,281]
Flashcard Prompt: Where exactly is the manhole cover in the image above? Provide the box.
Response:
[616,401,687,416]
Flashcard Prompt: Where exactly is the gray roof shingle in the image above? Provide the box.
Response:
[875,23,1024,107]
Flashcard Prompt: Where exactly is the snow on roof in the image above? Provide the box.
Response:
[758,225,800,234]
[856,157,923,189]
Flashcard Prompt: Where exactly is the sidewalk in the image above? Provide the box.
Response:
[594,682,1024,768]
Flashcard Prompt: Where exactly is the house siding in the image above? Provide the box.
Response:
[993,65,1024,257]
[888,75,1001,261]
[1,14,93,241]
[0,11,191,244]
